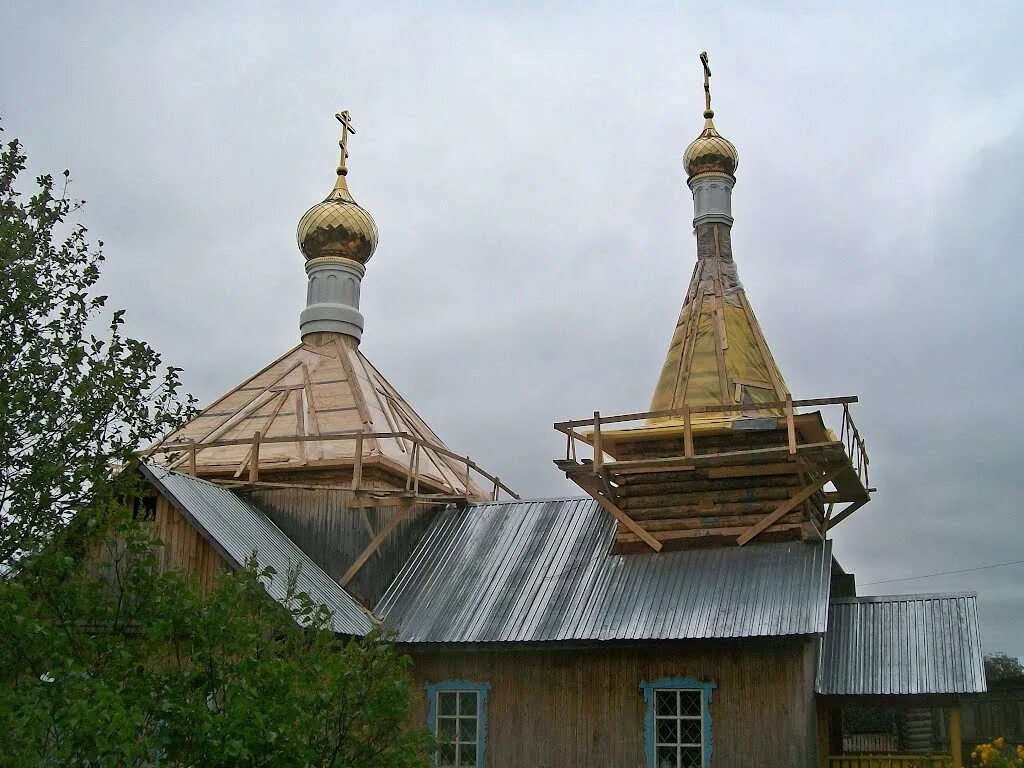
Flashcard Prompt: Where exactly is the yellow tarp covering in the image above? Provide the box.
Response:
[648,253,788,425]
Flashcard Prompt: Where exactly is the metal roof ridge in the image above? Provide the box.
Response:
[462,496,594,507]
[833,591,978,604]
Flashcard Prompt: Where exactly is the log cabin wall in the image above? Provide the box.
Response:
[152,495,230,587]
[249,470,441,606]
[406,639,820,768]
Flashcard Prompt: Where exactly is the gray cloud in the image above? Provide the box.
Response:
[3,1,1022,656]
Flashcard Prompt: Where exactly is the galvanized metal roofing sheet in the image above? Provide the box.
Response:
[143,464,375,636]
[816,593,986,695]
[375,498,831,642]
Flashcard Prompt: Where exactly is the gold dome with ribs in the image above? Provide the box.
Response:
[296,110,378,264]
[683,113,739,180]
[683,51,739,180]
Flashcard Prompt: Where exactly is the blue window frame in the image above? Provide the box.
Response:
[640,677,716,768]
[424,680,490,768]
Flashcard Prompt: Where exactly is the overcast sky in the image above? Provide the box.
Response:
[3,2,1022,657]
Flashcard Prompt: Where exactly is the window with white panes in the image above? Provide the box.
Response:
[425,682,489,768]
[641,678,715,768]
[654,688,705,768]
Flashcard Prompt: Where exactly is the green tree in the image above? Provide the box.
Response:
[0,126,193,566]
[0,130,429,767]
[0,523,429,767]
[984,652,1024,684]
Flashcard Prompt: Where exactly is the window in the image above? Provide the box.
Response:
[640,678,716,768]
[425,681,489,768]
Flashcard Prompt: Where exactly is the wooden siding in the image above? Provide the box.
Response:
[153,495,230,586]
[250,474,440,607]
[407,640,820,768]
[961,682,1024,753]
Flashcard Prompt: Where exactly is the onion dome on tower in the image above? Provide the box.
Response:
[150,109,496,548]
[649,51,788,417]
[296,110,378,264]
[683,109,739,180]
[297,111,378,342]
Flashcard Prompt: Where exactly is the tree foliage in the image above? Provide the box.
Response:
[0,127,194,566]
[985,652,1024,684]
[0,129,429,767]
[0,522,429,767]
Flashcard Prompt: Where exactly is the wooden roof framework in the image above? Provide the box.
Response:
[146,333,516,508]
[554,396,872,552]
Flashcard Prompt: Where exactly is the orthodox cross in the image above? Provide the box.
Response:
[700,51,713,115]
[335,109,356,176]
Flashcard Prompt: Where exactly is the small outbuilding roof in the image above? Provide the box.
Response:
[376,497,832,643]
[143,464,375,637]
[816,593,987,696]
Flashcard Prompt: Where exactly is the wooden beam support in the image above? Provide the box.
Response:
[825,498,868,531]
[340,501,416,586]
[785,396,797,454]
[248,431,261,483]
[592,411,603,473]
[682,405,694,459]
[351,432,363,491]
[736,466,843,546]
[187,439,197,475]
[950,704,963,768]
[589,493,662,552]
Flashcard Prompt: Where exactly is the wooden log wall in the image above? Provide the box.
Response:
[407,640,820,768]
[608,428,827,550]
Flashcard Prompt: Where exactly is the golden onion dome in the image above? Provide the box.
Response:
[296,176,378,263]
[297,110,378,264]
[683,109,739,180]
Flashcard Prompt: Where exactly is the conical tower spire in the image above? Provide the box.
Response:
[296,110,379,343]
[649,53,788,418]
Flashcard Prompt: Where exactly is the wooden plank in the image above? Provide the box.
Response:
[294,390,306,465]
[332,338,378,453]
[300,363,321,436]
[351,432,363,491]
[950,705,963,768]
[709,256,731,403]
[621,486,793,510]
[233,390,288,479]
[357,509,382,560]
[592,412,603,473]
[636,511,803,532]
[670,261,702,407]
[553,396,859,430]
[702,463,800,479]
[737,290,788,400]
[585,492,662,552]
[340,501,415,586]
[618,523,802,544]
[248,431,261,483]
[187,439,197,475]
[825,499,867,531]
[736,466,843,546]
[682,405,694,459]
[626,501,782,520]
[785,397,797,454]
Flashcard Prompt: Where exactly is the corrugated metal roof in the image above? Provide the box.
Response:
[817,593,987,695]
[143,464,375,636]
[375,497,831,643]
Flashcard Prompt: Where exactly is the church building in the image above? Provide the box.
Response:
[141,56,986,768]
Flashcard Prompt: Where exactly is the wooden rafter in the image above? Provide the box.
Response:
[340,500,416,586]
[736,465,844,546]
[233,390,289,478]
[825,498,868,531]
[591,493,663,552]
